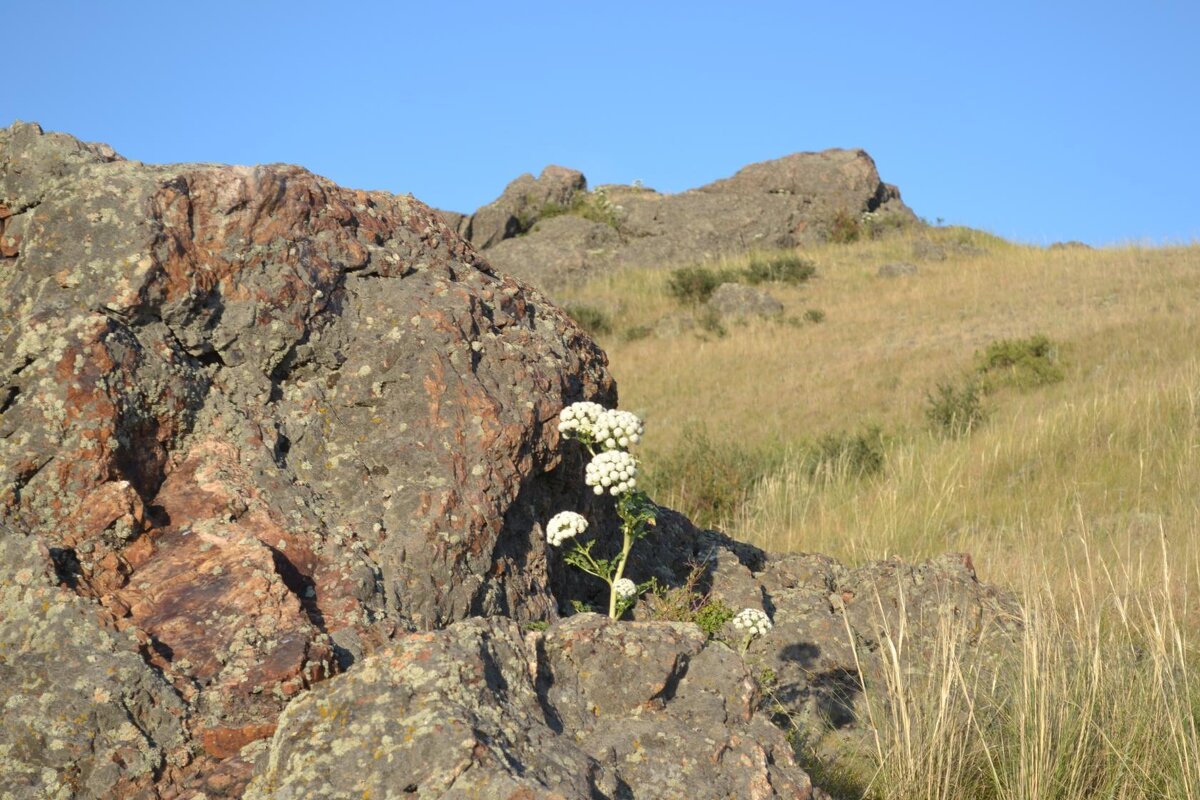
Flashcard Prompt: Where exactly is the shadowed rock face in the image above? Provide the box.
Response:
[462,148,916,293]
[0,122,612,795]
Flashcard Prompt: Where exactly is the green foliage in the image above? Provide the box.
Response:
[976,334,1064,390]
[693,597,736,637]
[569,599,594,614]
[803,308,826,324]
[696,306,727,338]
[523,620,550,632]
[666,266,731,305]
[667,253,817,307]
[925,379,987,437]
[644,564,734,639]
[622,324,652,342]
[742,253,816,286]
[802,426,885,480]
[645,426,781,528]
[828,209,861,244]
[537,187,621,230]
[563,303,612,337]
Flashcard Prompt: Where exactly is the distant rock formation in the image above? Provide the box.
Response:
[0,124,1011,799]
[443,148,916,293]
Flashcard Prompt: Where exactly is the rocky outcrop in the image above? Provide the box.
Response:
[0,122,612,795]
[453,165,587,249]
[0,124,1012,798]
[463,149,916,293]
[247,615,814,799]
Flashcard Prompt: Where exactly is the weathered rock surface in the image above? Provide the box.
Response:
[707,282,785,319]
[472,149,916,293]
[457,165,588,250]
[0,528,189,799]
[0,122,613,795]
[247,615,814,799]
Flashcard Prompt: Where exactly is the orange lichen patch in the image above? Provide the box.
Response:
[0,232,20,258]
[201,723,277,760]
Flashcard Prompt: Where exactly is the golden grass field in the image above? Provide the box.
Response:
[558,228,1200,799]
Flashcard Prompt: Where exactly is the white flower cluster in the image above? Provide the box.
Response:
[585,450,638,496]
[557,402,605,438]
[732,608,773,638]
[558,402,644,452]
[592,409,644,451]
[613,578,637,599]
[546,511,588,547]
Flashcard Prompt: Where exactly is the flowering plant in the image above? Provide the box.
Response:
[731,607,773,655]
[547,402,655,619]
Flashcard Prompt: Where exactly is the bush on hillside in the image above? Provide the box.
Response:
[743,253,817,286]
[563,303,612,337]
[667,266,733,305]
[976,334,1064,390]
[667,253,816,307]
[925,380,987,437]
[828,209,862,243]
[802,426,886,480]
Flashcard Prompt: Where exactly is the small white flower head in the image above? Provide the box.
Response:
[546,511,588,547]
[557,401,605,440]
[584,450,638,497]
[592,409,644,451]
[732,608,773,638]
[613,578,637,600]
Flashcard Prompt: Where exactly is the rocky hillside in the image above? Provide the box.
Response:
[440,149,916,292]
[0,124,1012,799]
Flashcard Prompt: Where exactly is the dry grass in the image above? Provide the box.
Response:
[558,228,1200,798]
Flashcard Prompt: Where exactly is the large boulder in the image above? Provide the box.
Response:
[482,149,917,293]
[0,122,612,795]
[707,282,785,319]
[247,615,815,799]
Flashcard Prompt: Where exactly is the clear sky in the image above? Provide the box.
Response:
[3,1,1198,246]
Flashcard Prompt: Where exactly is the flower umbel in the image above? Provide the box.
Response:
[546,511,588,547]
[585,450,638,496]
[593,409,644,451]
[557,401,605,440]
[732,608,773,655]
[613,578,637,599]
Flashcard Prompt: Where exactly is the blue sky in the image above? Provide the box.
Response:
[3,1,1198,245]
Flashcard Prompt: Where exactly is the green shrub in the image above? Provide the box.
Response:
[537,188,621,230]
[803,308,826,324]
[667,266,727,305]
[925,380,987,437]
[623,324,652,342]
[828,209,861,244]
[976,334,1064,390]
[696,307,727,338]
[644,564,735,639]
[802,426,885,480]
[644,426,780,528]
[563,303,612,337]
[743,253,817,286]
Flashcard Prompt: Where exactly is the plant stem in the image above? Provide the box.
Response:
[607,520,635,619]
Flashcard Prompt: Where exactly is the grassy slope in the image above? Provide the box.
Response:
[558,228,1200,799]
